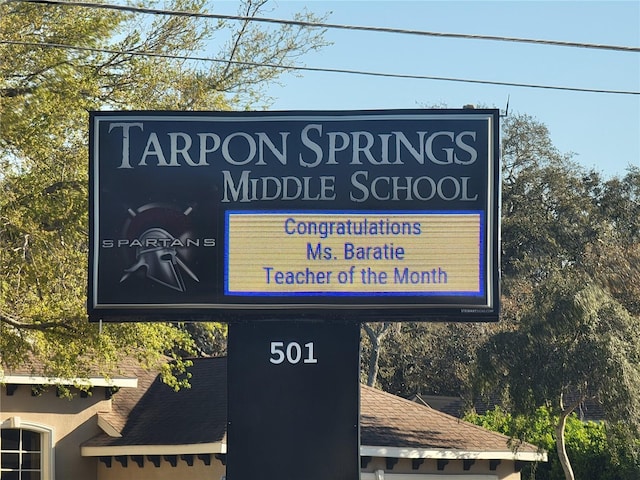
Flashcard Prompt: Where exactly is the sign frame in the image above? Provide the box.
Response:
[88,109,500,322]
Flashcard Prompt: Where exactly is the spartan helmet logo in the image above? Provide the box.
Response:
[120,228,199,292]
[118,203,202,292]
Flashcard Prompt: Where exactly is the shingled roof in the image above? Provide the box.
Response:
[81,356,544,462]
[0,354,139,389]
[361,386,542,460]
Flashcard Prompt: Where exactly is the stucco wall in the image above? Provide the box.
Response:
[95,456,522,480]
[361,457,522,480]
[97,456,226,480]
[0,384,111,480]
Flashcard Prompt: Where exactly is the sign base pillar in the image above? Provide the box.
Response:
[226,321,361,480]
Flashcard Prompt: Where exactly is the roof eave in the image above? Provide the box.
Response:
[360,445,547,463]
[0,375,138,389]
[96,415,123,438]
[81,442,227,457]
[82,443,546,463]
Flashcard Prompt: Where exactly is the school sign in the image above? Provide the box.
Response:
[88,109,500,322]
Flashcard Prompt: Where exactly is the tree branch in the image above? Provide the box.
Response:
[0,310,79,333]
[1,87,36,97]
[43,180,84,195]
[217,0,257,88]
[363,322,396,387]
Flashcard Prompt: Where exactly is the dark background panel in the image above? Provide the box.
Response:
[226,321,361,480]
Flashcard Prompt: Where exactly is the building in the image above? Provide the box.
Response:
[1,356,545,479]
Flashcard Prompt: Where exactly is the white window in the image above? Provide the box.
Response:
[1,423,53,480]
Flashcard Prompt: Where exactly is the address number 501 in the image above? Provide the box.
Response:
[270,341,318,365]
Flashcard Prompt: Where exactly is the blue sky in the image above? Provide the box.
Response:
[217,0,639,179]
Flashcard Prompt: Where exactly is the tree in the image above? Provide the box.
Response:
[582,168,640,315]
[466,406,640,480]
[0,0,327,381]
[475,115,640,480]
[365,322,493,398]
[475,276,640,480]
[500,114,601,283]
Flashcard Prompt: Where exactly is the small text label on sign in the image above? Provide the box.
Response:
[269,341,319,365]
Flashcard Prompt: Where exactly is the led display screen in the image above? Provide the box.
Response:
[225,211,483,296]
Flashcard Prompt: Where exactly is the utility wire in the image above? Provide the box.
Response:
[3,39,639,95]
[8,0,640,53]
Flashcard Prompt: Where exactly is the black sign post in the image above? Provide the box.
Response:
[226,321,361,480]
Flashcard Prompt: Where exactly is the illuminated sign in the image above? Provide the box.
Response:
[226,211,483,295]
[88,109,500,321]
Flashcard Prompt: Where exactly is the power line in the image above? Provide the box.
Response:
[3,39,639,96]
[8,0,640,53]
